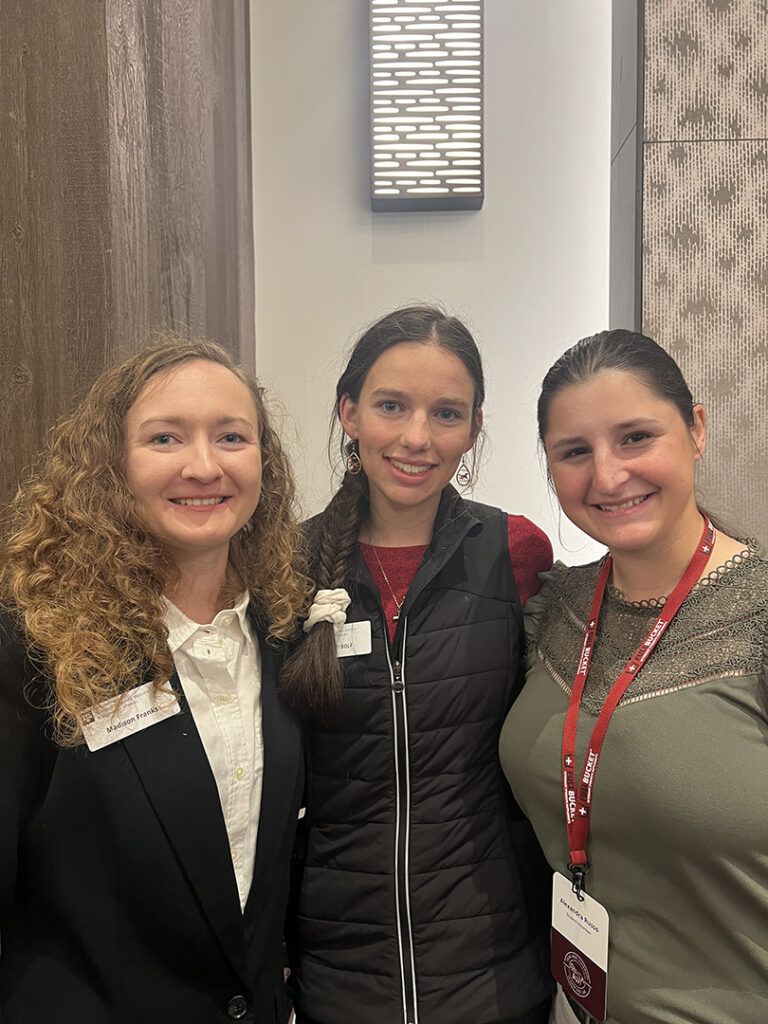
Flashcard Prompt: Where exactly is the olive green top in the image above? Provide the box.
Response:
[500,549,768,1024]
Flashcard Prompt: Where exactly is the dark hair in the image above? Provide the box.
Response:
[279,305,485,721]
[538,329,696,444]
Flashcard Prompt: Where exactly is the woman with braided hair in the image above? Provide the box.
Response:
[281,306,554,1024]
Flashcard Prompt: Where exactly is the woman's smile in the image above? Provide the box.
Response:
[385,456,437,479]
[592,492,654,515]
[169,495,229,506]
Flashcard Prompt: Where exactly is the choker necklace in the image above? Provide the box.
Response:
[371,545,404,622]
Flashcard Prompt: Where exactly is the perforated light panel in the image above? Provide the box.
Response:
[370,0,483,211]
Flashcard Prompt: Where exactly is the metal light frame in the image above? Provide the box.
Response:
[370,0,484,211]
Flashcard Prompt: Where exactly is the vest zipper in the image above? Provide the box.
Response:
[385,618,418,1024]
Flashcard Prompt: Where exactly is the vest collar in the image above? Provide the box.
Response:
[352,486,483,636]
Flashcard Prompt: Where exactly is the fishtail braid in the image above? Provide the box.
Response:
[279,469,369,721]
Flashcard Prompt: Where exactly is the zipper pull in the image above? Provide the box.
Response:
[392,660,404,693]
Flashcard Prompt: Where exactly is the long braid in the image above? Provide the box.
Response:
[279,468,369,721]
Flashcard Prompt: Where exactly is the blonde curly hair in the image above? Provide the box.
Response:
[1,338,311,746]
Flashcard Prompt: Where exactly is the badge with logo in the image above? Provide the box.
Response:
[80,680,181,752]
[551,872,609,1022]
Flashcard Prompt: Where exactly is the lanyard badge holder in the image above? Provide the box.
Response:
[551,518,715,1022]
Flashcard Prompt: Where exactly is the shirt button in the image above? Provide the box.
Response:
[234,765,245,780]
[231,848,240,862]
[221,615,233,626]
[392,680,404,693]
[227,994,248,1019]
[218,694,231,705]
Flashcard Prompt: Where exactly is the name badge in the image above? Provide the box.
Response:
[551,871,609,1022]
[80,680,181,752]
[334,620,372,658]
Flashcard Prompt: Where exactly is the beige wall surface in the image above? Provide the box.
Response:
[642,0,768,545]
[250,0,612,564]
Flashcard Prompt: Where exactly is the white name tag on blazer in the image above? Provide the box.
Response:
[334,620,372,657]
[80,681,181,752]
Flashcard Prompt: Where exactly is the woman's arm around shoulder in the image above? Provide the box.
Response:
[506,515,553,607]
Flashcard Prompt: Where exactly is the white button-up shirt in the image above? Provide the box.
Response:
[163,592,263,911]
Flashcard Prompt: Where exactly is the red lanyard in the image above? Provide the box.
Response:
[562,517,716,898]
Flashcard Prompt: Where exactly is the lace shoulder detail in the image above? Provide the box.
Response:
[606,542,758,607]
[532,552,768,713]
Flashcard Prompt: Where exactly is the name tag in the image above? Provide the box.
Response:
[551,871,609,1022]
[334,620,372,658]
[80,680,181,752]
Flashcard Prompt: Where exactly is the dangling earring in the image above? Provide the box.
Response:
[346,440,362,476]
[456,457,472,487]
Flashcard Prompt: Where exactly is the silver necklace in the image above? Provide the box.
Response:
[371,545,404,621]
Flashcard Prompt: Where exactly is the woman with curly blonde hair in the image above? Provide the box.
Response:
[0,338,310,1024]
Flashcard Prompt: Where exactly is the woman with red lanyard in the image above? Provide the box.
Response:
[500,329,768,1024]
[281,305,554,1024]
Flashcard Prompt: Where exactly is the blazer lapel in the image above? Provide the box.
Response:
[122,677,248,975]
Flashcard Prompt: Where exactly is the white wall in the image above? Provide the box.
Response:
[250,0,612,564]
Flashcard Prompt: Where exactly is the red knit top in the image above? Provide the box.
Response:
[360,514,552,643]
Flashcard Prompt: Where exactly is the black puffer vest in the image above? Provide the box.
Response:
[292,489,552,1024]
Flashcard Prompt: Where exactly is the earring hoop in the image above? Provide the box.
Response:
[346,441,362,476]
[456,457,472,487]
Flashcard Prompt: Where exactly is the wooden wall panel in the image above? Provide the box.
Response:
[105,0,255,366]
[0,0,254,508]
[0,0,113,499]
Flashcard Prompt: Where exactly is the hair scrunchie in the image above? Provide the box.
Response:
[303,588,351,633]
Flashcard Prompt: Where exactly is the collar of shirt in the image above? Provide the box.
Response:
[163,591,252,654]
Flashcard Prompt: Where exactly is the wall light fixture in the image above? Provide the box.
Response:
[370,0,483,211]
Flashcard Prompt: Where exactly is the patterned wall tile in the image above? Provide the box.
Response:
[644,0,768,141]
[642,139,768,543]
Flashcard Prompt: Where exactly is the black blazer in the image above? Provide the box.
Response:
[0,609,303,1024]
